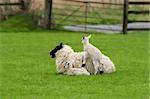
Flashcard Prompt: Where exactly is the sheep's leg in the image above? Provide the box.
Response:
[97,58,104,74]
[92,59,100,75]
[82,52,88,67]
[98,64,104,74]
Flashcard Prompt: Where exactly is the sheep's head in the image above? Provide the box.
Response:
[50,43,63,58]
[82,34,91,44]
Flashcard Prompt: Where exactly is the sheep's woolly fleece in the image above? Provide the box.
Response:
[50,43,116,76]
[50,43,91,75]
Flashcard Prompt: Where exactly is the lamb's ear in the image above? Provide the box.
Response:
[88,34,91,38]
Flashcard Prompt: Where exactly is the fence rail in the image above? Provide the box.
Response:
[128,1,150,5]
[128,20,150,23]
[64,0,123,5]
[128,10,150,14]
[0,3,21,6]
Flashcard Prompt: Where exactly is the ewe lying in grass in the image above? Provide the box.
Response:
[50,43,91,76]
[82,35,116,75]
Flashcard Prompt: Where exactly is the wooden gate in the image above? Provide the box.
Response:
[45,0,123,32]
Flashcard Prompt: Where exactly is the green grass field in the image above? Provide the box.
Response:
[0,15,149,99]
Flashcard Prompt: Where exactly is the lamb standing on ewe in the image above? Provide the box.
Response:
[82,35,116,75]
[50,43,91,76]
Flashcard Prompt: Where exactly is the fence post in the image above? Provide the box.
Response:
[123,0,128,34]
[20,0,25,10]
[84,2,88,34]
[45,0,53,29]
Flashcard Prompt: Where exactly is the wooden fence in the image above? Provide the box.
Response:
[0,0,26,20]
[45,0,150,34]
[123,0,150,34]
[1,0,148,34]
[0,0,25,10]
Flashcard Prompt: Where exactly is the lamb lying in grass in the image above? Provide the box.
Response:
[49,43,91,76]
[82,35,116,75]
[63,61,90,76]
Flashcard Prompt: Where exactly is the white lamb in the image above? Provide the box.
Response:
[82,35,116,75]
[63,61,90,76]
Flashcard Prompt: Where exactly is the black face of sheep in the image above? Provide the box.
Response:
[50,43,63,58]
[82,37,85,40]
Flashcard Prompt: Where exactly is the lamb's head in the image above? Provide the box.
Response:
[50,43,63,58]
[64,62,71,69]
[82,35,91,45]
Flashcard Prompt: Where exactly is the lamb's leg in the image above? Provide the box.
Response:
[98,64,104,74]
[82,52,88,67]
[92,59,100,75]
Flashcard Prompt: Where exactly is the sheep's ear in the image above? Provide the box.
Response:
[88,34,91,38]
[60,42,63,46]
